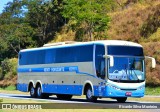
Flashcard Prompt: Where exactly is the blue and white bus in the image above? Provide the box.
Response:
[17,40,156,102]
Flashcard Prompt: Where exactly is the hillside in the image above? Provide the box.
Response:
[108,1,160,85]
[52,1,160,86]
[0,0,160,87]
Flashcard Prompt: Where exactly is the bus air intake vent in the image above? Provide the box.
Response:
[120,89,137,91]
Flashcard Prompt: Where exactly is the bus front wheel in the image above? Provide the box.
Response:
[116,97,127,103]
[30,85,36,98]
[86,87,97,102]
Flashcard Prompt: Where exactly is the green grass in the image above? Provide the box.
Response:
[145,86,160,95]
[128,97,160,102]
[4,85,16,91]
[0,85,16,91]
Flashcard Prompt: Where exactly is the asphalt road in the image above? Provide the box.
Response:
[0,93,160,109]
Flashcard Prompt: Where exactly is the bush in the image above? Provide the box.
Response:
[1,58,18,80]
[142,42,160,86]
[0,67,3,80]
[148,28,160,42]
[140,4,160,38]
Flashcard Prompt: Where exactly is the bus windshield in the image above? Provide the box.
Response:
[107,46,145,82]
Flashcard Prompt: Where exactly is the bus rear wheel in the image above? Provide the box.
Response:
[86,87,97,102]
[36,85,49,99]
[116,97,127,103]
[30,85,36,98]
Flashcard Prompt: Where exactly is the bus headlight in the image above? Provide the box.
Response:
[137,85,145,90]
[107,84,120,90]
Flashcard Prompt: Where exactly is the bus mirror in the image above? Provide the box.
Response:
[103,55,114,67]
[109,56,114,67]
[145,56,156,68]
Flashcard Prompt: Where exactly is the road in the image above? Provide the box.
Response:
[0,93,160,109]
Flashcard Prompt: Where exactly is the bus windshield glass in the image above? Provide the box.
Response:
[107,46,145,82]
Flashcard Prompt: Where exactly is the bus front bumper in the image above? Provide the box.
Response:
[94,85,145,98]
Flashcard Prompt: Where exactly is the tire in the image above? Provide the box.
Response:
[36,85,49,99]
[116,97,127,103]
[30,85,37,98]
[86,87,97,102]
[56,94,72,100]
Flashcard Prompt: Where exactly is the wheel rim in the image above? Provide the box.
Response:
[30,87,35,96]
[37,86,41,97]
[87,89,92,99]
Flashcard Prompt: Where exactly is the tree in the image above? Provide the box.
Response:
[62,0,113,40]
[0,0,37,60]
[0,0,66,60]
[26,0,64,46]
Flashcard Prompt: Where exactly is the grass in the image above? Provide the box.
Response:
[145,86,160,95]
[0,85,16,91]
[4,85,16,91]
[128,97,160,102]
[0,98,44,103]
[0,85,27,95]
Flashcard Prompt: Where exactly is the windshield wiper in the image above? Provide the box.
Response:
[131,68,140,82]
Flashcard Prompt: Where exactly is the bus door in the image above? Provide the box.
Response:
[95,45,106,79]
[95,45,106,96]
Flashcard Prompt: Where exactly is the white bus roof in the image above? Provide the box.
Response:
[20,40,142,52]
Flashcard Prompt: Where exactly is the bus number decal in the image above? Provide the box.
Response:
[51,67,64,72]
[44,68,51,72]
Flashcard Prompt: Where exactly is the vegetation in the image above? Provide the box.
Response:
[62,0,113,41]
[145,86,160,95]
[0,58,17,87]
[0,0,160,87]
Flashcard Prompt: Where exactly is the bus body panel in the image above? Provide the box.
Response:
[17,61,99,95]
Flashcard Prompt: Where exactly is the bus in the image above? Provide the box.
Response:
[17,40,156,103]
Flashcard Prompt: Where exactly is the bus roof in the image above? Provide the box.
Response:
[20,40,142,52]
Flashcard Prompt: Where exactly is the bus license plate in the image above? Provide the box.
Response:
[125,92,132,96]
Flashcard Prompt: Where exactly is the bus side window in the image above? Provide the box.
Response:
[95,45,105,79]
[100,59,105,79]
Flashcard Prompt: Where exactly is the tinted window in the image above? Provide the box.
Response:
[19,45,93,65]
[107,46,144,56]
[95,45,105,78]
[55,45,93,63]
[45,49,56,63]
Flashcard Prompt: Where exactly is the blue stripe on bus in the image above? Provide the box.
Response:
[18,66,96,78]
[42,84,83,95]
[18,66,78,72]
[17,83,28,92]
[17,83,83,95]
